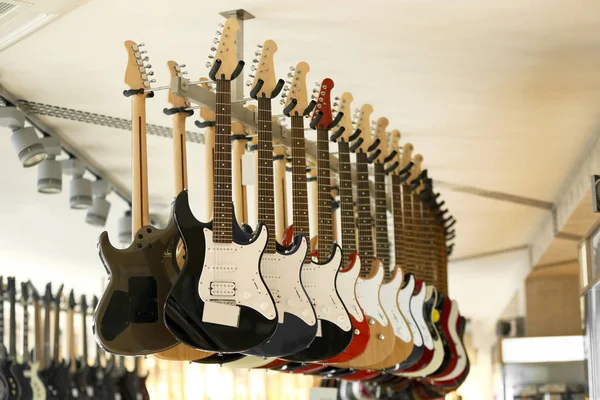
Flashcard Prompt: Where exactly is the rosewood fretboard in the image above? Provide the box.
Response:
[256,96,277,253]
[213,79,233,243]
[290,115,311,263]
[316,127,334,260]
[355,151,374,276]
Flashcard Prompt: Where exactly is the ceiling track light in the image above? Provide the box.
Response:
[37,136,62,194]
[86,180,111,227]
[118,210,132,245]
[63,158,92,209]
[1,107,46,168]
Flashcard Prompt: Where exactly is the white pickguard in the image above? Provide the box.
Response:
[336,256,363,323]
[411,284,433,349]
[379,269,412,342]
[260,238,316,326]
[432,301,466,381]
[198,226,277,323]
[302,244,351,332]
[224,356,276,369]
[355,265,387,326]
[403,327,445,377]
[400,276,422,347]
[26,362,46,400]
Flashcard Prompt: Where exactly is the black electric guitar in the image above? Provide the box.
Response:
[46,284,70,400]
[166,18,278,352]
[117,357,147,400]
[284,76,353,362]
[73,295,90,400]
[4,277,27,400]
[243,40,317,358]
[87,296,111,400]
[94,40,180,355]
[28,283,47,400]
[0,277,18,400]
[9,282,34,400]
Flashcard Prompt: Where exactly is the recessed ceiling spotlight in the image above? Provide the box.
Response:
[86,180,111,226]
[37,136,62,194]
[63,158,92,209]
[1,107,46,168]
[118,210,132,245]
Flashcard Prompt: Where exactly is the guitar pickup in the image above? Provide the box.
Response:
[209,281,236,296]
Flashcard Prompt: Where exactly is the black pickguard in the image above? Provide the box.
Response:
[192,353,245,364]
[283,244,353,362]
[165,190,278,353]
[8,363,30,400]
[243,234,318,358]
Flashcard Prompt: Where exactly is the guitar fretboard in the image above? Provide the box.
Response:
[22,298,29,362]
[81,304,88,363]
[374,163,391,280]
[257,96,276,253]
[214,79,233,243]
[356,151,374,276]
[43,302,51,367]
[0,288,4,356]
[9,287,16,359]
[337,141,357,257]
[290,115,311,263]
[53,300,61,361]
[316,128,333,260]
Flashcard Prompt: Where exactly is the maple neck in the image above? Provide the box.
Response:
[68,309,76,370]
[374,163,391,280]
[257,97,276,253]
[22,298,29,362]
[337,141,357,256]
[290,116,311,253]
[356,151,374,275]
[391,175,405,268]
[33,299,42,364]
[316,128,333,259]
[213,79,233,243]
[81,307,88,364]
[52,300,60,361]
[131,94,150,232]
[172,112,188,194]
[8,290,16,359]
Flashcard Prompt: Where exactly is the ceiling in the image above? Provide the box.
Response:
[1,0,600,324]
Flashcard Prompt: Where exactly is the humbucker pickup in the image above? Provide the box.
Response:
[209,282,236,296]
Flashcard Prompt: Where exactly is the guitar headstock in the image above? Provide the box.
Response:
[167,61,188,108]
[372,117,389,163]
[335,92,354,142]
[351,104,374,153]
[208,18,242,80]
[282,61,312,116]
[124,40,154,90]
[401,142,415,171]
[54,283,64,305]
[80,295,88,313]
[29,282,39,302]
[68,290,76,310]
[311,78,334,130]
[408,154,423,184]
[6,277,15,301]
[43,283,52,306]
[249,40,281,99]
[20,282,29,306]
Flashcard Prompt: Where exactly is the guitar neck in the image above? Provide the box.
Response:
[9,290,16,359]
[204,125,216,220]
[374,163,391,279]
[337,141,357,256]
[401,183,418,275]
[52,301,61,362]
[316,128,333,259]
[355,152,374,274]
[22,299,29,363]
[43,302,51,367]
[33,299,42,364]
[131,94,151,231]
[273,149,288,243]
[81,308,88,364]
[213,78,233,243]
[172,112,188,194]
[391,175,407,270]
[290,115,311,255]
[256,96,276,253]
[0,289,4,356]
[68,309,76,370]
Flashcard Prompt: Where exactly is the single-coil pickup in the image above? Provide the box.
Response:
[262,274,282,280]
[209,282,236,296]
[203,264,237,271]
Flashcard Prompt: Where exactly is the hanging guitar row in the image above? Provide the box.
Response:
[0,277,149,400]
[93,17,465,399]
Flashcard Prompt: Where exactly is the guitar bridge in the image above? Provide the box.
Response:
[209,282,236,296]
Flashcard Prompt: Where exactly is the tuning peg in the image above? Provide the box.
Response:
[246,80,253,87]
[182,71,188,75]
[249,74,255,78]
[255,50,261,56]
[334,96,340,101]
[216,30,222,36]
[283,86,289,92]
[210,47,217,52]
[252,58,259,64]
[145,64,152,69]
[289,66,295,71]
[315,81,320,87]
[333,102,339,107]
[213,37,219,44]
[208,55,214,59]
[312,88,319,93]
[206,61,212,68]
[281,93,287,98]
[287,72,294,79]
[256,44,263,48]
[285,80,292,85]
[250,65,257,71]
[146,71,154,76]
[280,99,286,105]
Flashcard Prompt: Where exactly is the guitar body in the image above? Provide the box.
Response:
[73,362,90,400]
[8,362,31,400]
[244,234,318,357]
[94,220,179,355]
[166,190,278,353]
[117,370,138,400]
[138,373,150,400]
[333,260,393,369]
[0,369,7,400]
[284,243,353,362]
[378,265,414,368]
[429,305,467,385]
[324,252,370,364]
[24,363,45,400]
[390,274,424,371]
[0,361,18,400]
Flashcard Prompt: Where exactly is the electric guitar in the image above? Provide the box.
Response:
[153,62,214,363]
[0,277,11,400]
[166,18,278,352]
[9,282,34,400]
[73,295,90,399]
[0,277,20,400]
[324,92,370,365]
[87,296,112,400]
[27,283,47,400]
[243,40,317,358]
[94,40,180,355]
[283,74,353,362]
[49,286,70,400]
